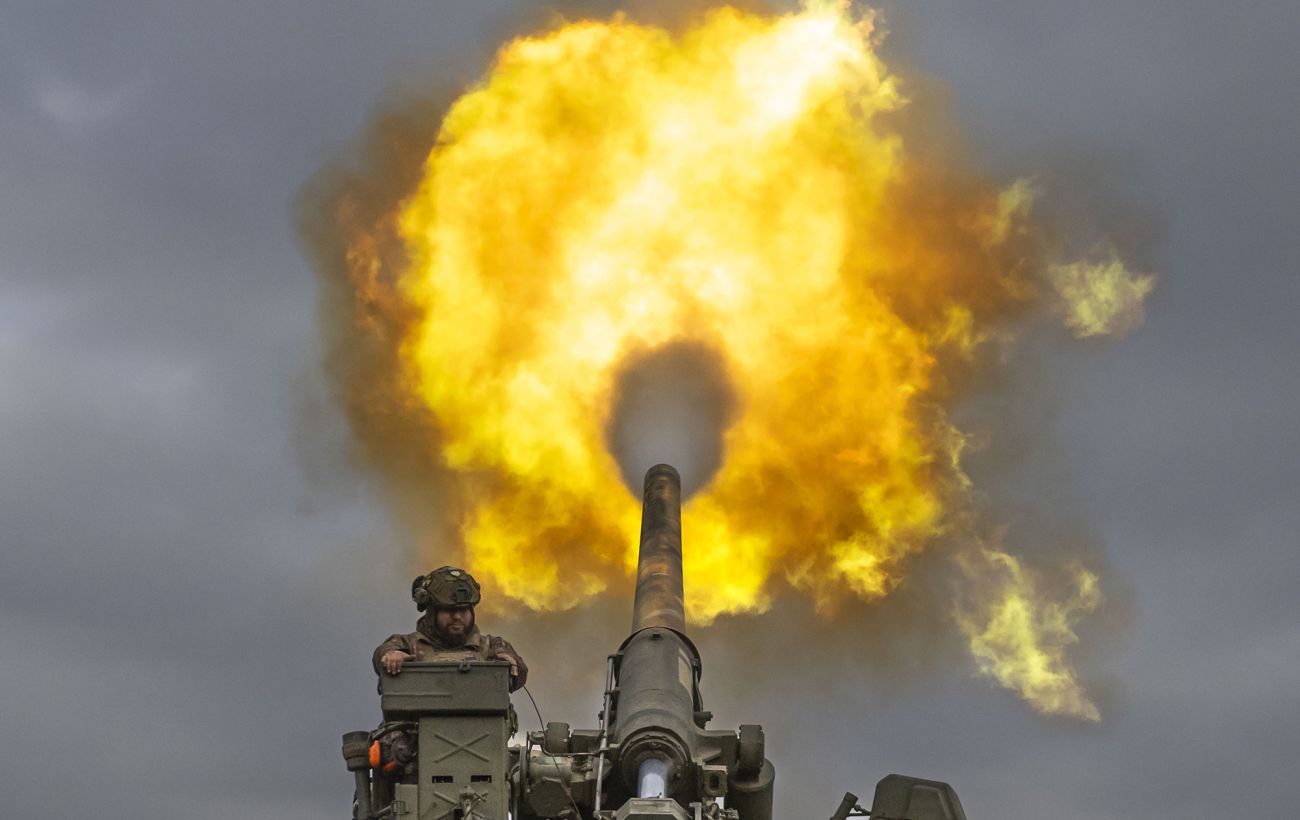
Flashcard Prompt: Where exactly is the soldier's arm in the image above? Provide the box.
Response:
[373,633,416,675]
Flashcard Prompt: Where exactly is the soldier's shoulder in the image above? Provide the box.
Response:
[376,631,425,650]
[482,633,522,653]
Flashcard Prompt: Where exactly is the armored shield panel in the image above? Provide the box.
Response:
[870,774,967,820]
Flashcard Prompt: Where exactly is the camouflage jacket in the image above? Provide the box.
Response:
[372,615,528,690]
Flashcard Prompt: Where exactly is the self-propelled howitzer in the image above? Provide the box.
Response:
[343,465,968,820]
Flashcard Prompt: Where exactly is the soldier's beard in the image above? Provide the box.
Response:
[437,613,474,648]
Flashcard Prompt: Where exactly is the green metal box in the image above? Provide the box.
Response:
[380,662,511,718]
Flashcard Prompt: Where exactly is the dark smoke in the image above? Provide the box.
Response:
[294,92,463,555]
[605,341,739,498]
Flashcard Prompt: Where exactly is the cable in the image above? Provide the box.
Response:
[521,684,546,730]
[518,686,585,820]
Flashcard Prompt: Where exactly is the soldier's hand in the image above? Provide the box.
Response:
[381,650,415,675]
[493,651,520,680]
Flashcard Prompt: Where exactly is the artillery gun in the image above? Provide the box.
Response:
[343,464,968,820]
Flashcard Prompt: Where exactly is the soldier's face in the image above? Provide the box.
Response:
[434,605,475,643]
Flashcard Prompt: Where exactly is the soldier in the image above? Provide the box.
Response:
[373,566,528,691]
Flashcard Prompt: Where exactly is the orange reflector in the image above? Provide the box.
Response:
[369,741,381,769]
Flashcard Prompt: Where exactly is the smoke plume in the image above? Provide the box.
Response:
[605,341,738,498]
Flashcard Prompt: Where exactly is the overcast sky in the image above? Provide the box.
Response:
[2,1,1297,818]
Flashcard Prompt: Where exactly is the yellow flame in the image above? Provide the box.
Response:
[1050,243,1156,338]
[956,547,1103,720]
[323,2,1147,720]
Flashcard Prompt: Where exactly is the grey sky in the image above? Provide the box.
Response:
[2,1,1297,818]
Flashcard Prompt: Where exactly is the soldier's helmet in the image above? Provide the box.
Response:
[412,566,482,611]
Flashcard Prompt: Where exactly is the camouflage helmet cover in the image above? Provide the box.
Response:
[412,566,482,611]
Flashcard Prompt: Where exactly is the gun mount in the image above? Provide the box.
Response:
[344,464,968,820]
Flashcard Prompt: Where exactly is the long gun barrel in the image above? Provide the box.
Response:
[613,464,700,799]
[632,463,688,633]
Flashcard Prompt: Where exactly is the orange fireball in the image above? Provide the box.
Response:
[314,1,1153,720]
